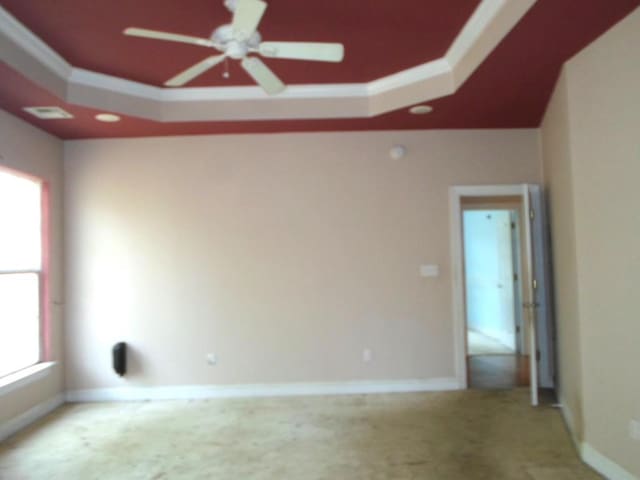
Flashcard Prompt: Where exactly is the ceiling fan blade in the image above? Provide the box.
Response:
[165,55,226,87]
[259,42,345,63]
[231,0,267,40]
[241,57,285,95]
[124,27,215,48]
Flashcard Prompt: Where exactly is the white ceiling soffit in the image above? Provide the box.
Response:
[0,0,536,123]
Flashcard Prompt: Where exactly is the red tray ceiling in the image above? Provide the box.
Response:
[0,0,638,138]
[0,0,480,87]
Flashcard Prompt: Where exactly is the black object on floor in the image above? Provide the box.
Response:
[112,342,127,376]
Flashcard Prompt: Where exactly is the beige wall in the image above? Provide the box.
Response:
[64,129,541,390]
[540,70,585,440]
[541,7,640,477]
[0,110,64,424]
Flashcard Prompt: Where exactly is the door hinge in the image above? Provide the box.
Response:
[530,208,535,221]
[516,326,521,333]
[511,221,516,230]
[536,350,541,361]
[514,273,518,281]
[532,279,538,290]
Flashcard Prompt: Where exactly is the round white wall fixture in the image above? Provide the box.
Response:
[389,145,407,159]
[409,104,433,115]
[95,113,121,122]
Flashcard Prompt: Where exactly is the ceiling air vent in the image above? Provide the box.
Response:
[23,106,74,120]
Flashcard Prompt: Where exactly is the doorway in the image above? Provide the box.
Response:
[450,185,556,406]
[464,209,521,355]
[462,206,529,389]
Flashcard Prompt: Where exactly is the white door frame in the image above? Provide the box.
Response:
[451,184,556,405]
[449,185,525,390]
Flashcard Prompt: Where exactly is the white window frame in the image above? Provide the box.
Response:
[0,166,51,385]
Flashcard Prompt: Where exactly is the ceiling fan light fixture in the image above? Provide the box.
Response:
[409,105,433,115]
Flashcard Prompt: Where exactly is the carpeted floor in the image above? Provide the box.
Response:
[0,388,600,480]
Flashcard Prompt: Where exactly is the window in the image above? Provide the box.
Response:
[0,168,44,378]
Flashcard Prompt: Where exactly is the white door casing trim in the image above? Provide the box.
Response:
[449,184,525,389]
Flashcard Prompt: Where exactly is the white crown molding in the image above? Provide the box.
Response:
[367,59,452,96]
[367,58,454,116]
[70,68,370,101]
[0,0,536,123]
[0,393,64,442]
[0,5,70,79]
[447,0,536,88]
[68,68,372,121]
[65,377,462,402]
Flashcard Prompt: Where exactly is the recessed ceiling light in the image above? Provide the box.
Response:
[95,113,121,122]
[23,106,74,120]
[409,105,433,115]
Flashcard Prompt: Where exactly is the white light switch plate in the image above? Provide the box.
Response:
[420,264,440,277]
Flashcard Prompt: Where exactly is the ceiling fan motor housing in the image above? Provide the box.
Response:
[212,24,261,58]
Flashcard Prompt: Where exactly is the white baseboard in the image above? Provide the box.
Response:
[559,399,638,480]
[66,377,462,403]
[581,443,637,480]
[558,398,581,455]
[0,393,65,442]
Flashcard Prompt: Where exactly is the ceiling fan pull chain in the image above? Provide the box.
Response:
[223,57,230,79]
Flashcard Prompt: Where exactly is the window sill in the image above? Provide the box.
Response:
[0,362,56,397]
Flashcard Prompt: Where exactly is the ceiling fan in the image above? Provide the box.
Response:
[123,0,344,95]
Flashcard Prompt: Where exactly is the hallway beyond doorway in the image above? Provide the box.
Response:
[468,329,515,355]
[468,354,530,389]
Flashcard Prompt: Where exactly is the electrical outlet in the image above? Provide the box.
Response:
[629,419,640,441]
[420,264,440,277]
[206,353,217,366]
[362,348,373,363]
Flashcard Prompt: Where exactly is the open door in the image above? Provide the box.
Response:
[521,184,555,406]
[521,185,538,405]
